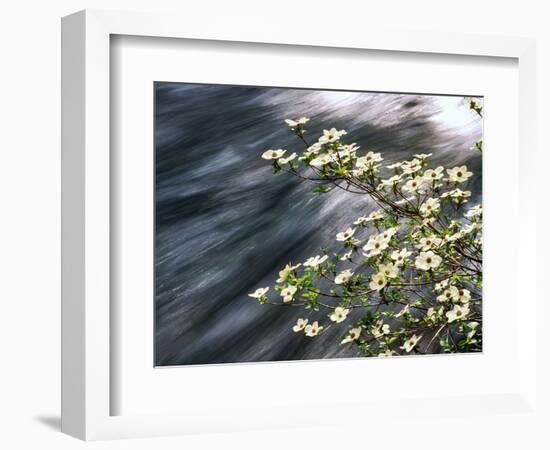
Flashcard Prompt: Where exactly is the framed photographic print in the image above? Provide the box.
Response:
[62,9,540,442]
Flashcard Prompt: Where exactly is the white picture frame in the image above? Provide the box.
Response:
[61,9,539,441]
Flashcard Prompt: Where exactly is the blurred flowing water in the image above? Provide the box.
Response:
[154,83,483,366]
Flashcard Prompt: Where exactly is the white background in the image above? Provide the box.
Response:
[0,1,548,449]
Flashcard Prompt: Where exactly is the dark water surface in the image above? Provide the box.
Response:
[154,83,483,366]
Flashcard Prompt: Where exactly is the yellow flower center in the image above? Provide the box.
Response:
[426,257,432,264]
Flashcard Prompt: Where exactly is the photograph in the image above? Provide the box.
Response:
[154,82,483,366]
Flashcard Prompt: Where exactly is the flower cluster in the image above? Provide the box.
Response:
[249,105,482,357]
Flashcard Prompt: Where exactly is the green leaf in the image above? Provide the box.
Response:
[311,184,332,195]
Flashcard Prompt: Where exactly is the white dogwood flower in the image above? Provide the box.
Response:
[301,142,322,157]
[380,226,399,241]
[445,231,465,242]
[386,162,403,169]
[330,306,350,323]
[372,320,390,338]
[456,288,471,303]
[442,188,471,200]
[403,177,426,193]
[463,222,482,234]
[391,248,412,266]
[356,151,383,168]
[395,196,416,206]
[248,287,269,299]
[447,165,473,183]
[340,250,353,261]
[338,143,360,154]
[437,286,459,302]
[379,262,399,278]
[415,236,443,251]
[419,197,441,216]
[427,307,443,320]
[292,318,308,332]
[446,304,470,323]
[303,254,328,268]
[369,272,387,291]
[466,322,480,339]
[341,327,362,344]
[465,204,483,218]
[304,321,323,337]
[417,217,436,228]
[451,188,471,199]
[415,251,442,270]
[279,152,297,164]
[414,153,433,159]
[309,153,333,167]
[363,235,389,257]
[281,285,298,303]
[395,304,410,318]
[319,128,346,144]
[370,211,385,220]
[284,117,309,127]
[355,210,385,225]
[336,227,356,242]
[261,149,286,160]
[378,174,402,188]
[335,269,354,285]
[400,334,422,353]
[378,349,397,357]
[423,166,444,182]
[402,159,422,174]
[336,143,359,160]
[434,278,449,292]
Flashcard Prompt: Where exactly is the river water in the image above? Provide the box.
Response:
[154,82,483,366]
